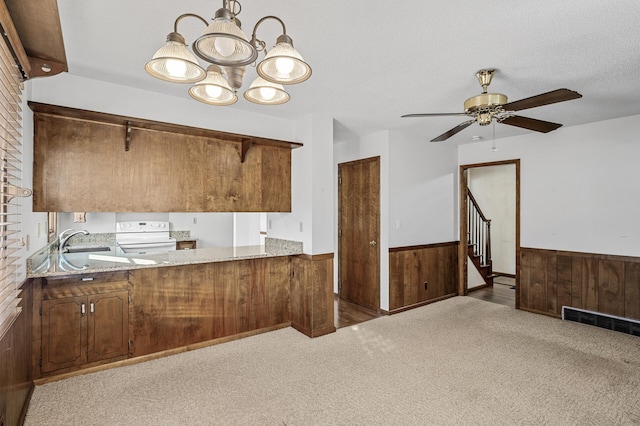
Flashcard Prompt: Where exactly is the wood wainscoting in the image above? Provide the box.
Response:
[0,280,33,426]
[521,247,640,320]
[291,254,336,337]
[389,242,459,313]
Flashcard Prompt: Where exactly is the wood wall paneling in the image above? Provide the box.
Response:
[388,242,458,312]
[520,248,640,320]
[0,281,33,426]
[624,263,640,319]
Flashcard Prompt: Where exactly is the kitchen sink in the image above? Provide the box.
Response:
[64,246,111,253]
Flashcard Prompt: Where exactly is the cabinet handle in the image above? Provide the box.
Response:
[90,302,95,314]
[81,303,86,315]
[81,277,94,281]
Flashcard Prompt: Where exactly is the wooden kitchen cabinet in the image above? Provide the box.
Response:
[128,257,291,358]
[176,240,197,250]
[30,102,301,213]
[39,273,129,375]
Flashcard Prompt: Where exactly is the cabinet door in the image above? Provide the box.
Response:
[87,290,129,363]
[41,296,87,373]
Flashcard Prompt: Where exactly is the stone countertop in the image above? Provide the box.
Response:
[28,238,303,278]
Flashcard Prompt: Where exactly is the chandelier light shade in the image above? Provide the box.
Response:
[145,33,206,83]
[145,1,310,106]
[243,77,290,105]
[189,65,238,105]
[193,7,258,67]
[257,35,312,85]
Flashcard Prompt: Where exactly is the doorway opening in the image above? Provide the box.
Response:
[459,159,520,309]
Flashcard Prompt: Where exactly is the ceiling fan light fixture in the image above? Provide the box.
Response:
[402,69,582,142]
[145,32,206,83]
[257,35,312,85]
[189,65,238,106]
[243,77,289,105]
[192,7,258,67]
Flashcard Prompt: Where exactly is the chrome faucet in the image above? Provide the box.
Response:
[58,229,89,252]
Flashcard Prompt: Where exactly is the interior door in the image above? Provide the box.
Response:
[338,157,380,312]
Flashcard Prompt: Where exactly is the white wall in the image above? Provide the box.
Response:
[233,213,261,246]
[388,130,459,247]
[267,113,334,254]
[468,164,516,275]
[170,213,233,248]
[459,114,640,257]
[30,73,296,141]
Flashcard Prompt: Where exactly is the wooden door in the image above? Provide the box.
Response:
[41,296,87,373]
[338,157,380,312]
[87,290,129,363]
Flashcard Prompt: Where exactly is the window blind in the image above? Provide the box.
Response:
[0,27,28,339]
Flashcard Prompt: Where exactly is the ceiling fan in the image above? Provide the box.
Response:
[402,69,582,142]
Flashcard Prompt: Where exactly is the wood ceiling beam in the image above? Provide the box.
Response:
[3,0,67,79]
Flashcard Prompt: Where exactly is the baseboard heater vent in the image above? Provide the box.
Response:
[562,306,640,337]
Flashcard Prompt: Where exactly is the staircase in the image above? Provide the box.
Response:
[467,189,494,286]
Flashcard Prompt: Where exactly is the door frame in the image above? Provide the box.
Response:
[338,156,381,312]
[458,159,520,309]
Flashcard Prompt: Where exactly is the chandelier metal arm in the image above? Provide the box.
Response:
[250,16,289,51]
[173,13,208,33]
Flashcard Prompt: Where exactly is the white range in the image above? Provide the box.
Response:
[115,221,177,254]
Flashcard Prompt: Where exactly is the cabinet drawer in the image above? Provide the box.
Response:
[44,271,128,286]
[42,271,128,299]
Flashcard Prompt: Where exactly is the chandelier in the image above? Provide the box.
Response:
[145,0,312,106]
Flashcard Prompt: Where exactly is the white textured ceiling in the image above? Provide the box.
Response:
[56,0,640,143]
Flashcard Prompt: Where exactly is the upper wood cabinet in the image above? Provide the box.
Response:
[30,102,302,212]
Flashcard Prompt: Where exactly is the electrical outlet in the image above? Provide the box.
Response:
[73,212,86,223]
[299,222,303,232]
[193,217,197,225]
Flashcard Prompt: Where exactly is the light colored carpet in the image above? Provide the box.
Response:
[25,296,640,425]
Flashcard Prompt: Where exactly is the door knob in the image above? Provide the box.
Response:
[369,240,377,246]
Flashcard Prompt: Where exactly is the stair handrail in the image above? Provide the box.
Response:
[467,189,492,267]
[468,189,489,222]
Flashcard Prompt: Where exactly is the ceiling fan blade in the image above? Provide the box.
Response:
[401,112,468,118]
[500,115,562,133]
[502,88,582,112]
[430,120,475,142]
